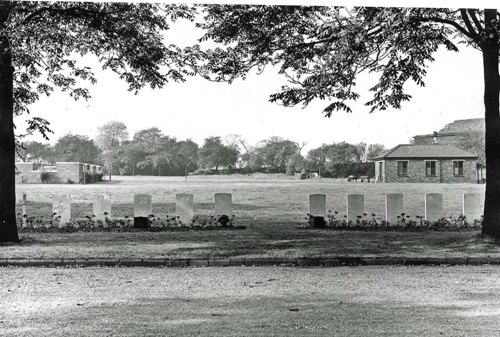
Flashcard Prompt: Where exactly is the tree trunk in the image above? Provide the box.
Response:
[480,9,500,238]
[185,164,188,181]
[0,7,20,242]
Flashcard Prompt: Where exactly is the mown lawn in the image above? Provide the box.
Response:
[6,175,496,260]
[1,266,500,337]
[4,229,500,260]
[15,174,485,221]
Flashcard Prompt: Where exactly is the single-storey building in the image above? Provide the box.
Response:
[373,144,479,183]
[15,162,103,184]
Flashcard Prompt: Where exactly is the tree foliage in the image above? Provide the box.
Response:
[53,133,101,164]
[198,136,239,172]
[17,141,53,164]
[197,6,468,115]
[6,2,195,148]
[95,120,128,178]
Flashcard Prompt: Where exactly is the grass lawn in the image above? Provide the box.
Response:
[4,230,500,260]
[1,266,500,336]
[6,175,497,260]
[15,175,486,221]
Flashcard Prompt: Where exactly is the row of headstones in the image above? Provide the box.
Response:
[309,193,483,223]
[49,193,233,225]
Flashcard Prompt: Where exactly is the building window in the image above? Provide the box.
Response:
[425,161,436,176]
[453,161,464,176]
[397,161,408,177]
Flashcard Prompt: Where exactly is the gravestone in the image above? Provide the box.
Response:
[463,193,482,221]
[347,194,364,222]
[134,194,152,229]
[385,193,403,225]
[21,193,27,227]
[134,194,152,217]
[93,194,112,220]
[215,193,232,216]
[309,194,327,218]
[176,193,194,224]
[309,194,327,228]
[53,194,71,227]
[425,193,443,222]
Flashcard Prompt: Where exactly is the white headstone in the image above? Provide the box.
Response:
[215,193,232,216]
[309,194,326,218]
[93,194,112,220]
[347,194,364,222]
[463,193,482,221]
[425,193,443,222]
[176,193,194,224]
[134,194,152,217]
[53,194,71,227]
[385,194,403,224]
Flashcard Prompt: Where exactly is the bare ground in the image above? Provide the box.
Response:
[1,266,499,337]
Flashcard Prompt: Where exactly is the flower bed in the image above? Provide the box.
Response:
[298,211,482,231]
[16,213,245,233]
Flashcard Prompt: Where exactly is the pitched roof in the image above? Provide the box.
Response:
[373,144,478,160]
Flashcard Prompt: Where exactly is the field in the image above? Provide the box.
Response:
[1,266,500,336]
[15,174,486,222]
[5,175,498,260]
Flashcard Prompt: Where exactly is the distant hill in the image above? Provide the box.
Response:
[439,118,484,133]
[413,118,485,164]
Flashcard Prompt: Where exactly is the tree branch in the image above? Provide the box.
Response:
[460,9,480,40]
[467,9,484,33]
[418,15,475,40]
[18,5,123,28]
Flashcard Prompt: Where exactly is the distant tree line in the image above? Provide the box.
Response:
[17,121,386,178]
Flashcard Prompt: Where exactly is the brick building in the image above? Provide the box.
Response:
[15,162,103,184]
[373,144,479,183]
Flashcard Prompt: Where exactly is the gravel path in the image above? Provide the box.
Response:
[1,266,500,336]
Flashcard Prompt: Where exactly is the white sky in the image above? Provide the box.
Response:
[17,1,493,153]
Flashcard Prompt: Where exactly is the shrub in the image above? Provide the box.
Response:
[298,211,482,231]
[17,213,244,232]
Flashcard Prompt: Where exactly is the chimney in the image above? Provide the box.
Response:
[432,131,438,144]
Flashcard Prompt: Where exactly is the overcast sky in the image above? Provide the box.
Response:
[17,1,492,153]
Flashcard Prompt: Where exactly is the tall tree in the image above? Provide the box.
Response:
[252,137,300,173]
[0,2,195,242]
[53,133,101,164]
[17,141,53,164]
[95,121,128,180]
[177,139,199,180]
[198,136,239,173]
[197,6,500,237]
[366,143,386,162]
[132,127,175,175]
